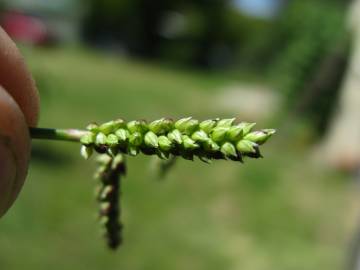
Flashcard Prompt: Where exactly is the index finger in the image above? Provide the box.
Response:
[0,27,40,126]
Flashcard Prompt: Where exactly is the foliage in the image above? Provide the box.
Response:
[81,0,265,68]
[269,0,349,135]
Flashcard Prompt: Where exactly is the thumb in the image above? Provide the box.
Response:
[0,86,30,217]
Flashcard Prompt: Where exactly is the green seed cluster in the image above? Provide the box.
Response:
[80,117,275,162]
[94,153,126,250]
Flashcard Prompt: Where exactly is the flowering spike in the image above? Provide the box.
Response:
[78,117,274,163]
[28,117,275,251]
[94,153,125,250]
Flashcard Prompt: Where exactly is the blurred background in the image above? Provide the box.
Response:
[1,0,360,269]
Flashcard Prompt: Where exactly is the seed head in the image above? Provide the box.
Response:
[81,117,275,162]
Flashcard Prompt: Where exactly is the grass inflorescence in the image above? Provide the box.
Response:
[30,116,275,250]
[80,117,276,163]
[94,153,126,250]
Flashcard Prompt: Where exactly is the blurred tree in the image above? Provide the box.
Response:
[81,0,264,68]
[269,0,350,136]
[82,0,181,57]
[189,0,230,67]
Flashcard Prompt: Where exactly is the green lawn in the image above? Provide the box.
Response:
[0,47,355,270]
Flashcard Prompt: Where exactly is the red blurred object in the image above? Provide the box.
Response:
[1,11,50,45]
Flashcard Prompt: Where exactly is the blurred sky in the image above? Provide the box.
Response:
[234,0,282,18]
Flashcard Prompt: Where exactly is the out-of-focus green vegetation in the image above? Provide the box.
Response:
[268,0,349,135]
[81,0,350,137]
[0,47,355,270]
[82,0,268,68]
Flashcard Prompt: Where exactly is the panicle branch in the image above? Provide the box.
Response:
[94,153,126,250]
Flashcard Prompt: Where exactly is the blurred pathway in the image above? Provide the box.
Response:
[319,0,360,171]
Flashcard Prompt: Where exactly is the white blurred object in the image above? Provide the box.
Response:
[159,11,186,39]
[213,84,280,122]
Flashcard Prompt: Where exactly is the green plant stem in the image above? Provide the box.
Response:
[29,127,90,142]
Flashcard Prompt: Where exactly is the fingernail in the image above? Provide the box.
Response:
[0,136,17,217]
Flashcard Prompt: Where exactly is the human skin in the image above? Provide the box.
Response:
[0,27,40,217]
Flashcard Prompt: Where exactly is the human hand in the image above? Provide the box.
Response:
[0,27,39,217]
